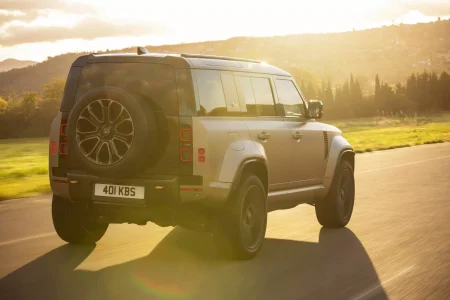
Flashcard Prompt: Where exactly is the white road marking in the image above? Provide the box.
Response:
[0,232,56,247]
[357,155,450,174]
[352,265,415,300]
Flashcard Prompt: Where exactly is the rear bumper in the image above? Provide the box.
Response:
[67,173,180,207]
[51,173,231,225]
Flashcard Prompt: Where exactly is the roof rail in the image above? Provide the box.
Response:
[180,53,260,64]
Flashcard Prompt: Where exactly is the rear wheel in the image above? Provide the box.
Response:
[52,195,108,244]
[316,160,355,228]
[213,174,267,260]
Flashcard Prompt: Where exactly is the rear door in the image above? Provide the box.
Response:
[74,63,180,176]
[273,78,325,187]
[235,75,293,190]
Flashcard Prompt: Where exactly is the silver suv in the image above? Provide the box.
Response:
[49,48,355,259]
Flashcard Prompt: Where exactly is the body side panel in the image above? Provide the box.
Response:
[192,116,255,204]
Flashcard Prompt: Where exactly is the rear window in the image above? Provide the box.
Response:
[75,63,178,115]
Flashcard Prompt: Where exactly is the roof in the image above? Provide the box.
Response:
[72,52,291,77]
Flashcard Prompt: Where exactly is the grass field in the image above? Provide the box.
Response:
[329,113,450,153]
[1,113,449,200]
[0,138,50,200]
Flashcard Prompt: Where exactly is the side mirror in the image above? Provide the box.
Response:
[308,100,323,119]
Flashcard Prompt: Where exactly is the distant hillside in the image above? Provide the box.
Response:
[0,19,449,96]
[0,59,37,73]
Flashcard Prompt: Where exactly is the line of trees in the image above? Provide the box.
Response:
[0,78,64,138]
[0,70,449,139]
[296,70,450,119]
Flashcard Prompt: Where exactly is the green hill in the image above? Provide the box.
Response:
[0,59,37,73]
[0,19,449,96]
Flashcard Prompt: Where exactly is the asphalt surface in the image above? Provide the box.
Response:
[0,143,450,300]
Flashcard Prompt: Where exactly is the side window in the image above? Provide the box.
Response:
[234,76,256,115]
[275,79,306,117]
[221,73,243,112]
[251,77,277,116]
[196,70,227,116]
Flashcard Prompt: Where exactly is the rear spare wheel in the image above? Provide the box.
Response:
[67,87,157,177]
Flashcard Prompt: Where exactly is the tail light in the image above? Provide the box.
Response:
[179,124,192,162]
[179,117,194,175]
[50,141,57,155]
[51,123,69,156]
[59,123,68,156]
[180,148,192,162]
[198,148,206,163]
[180,128,192,142]
[60,123,67,136]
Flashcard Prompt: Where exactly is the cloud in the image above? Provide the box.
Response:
[370,0,450,21]
[1,0,94,14]
[0,0,96,27]
[398,0,450,16]
[0,10,40,25]
[0,17,165,46]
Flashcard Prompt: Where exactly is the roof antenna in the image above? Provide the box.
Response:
[137,47,148,55]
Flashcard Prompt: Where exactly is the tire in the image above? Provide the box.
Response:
[67,86,157,178]
[316,160,355,228]
[52,195,108,244]
[213,174,267,260]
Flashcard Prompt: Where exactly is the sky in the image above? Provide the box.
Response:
[0,0,449,62]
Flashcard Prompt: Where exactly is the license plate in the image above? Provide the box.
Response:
[94,184,145,199]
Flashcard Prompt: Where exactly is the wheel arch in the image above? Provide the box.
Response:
[232,158,269,196]
[321,135,354,197]
[340,150,355,171]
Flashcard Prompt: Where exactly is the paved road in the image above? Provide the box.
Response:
[1,143,450,300]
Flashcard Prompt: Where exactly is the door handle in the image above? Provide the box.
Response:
[293,132,303,140]
[258,132,271,140]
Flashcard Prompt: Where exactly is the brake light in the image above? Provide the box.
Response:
[198,148,206,163]
[50,141,57,155]
[58,123,68,156]
[60,123,68,136]
[180,128,192,142]
[59,142,69,155]
[179,120,193,175]
[180,148,192,162]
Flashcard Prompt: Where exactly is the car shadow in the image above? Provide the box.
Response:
[0,228,387,300]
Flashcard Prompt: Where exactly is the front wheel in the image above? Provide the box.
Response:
[316,160,355,228]
[52,195,108,244]
[213,174,267,260]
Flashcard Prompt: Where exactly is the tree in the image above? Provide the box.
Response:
[5,91,20,107]
[0,96,7,112]
[349,74,355,103]
[375,74,381,103]
[22,92,39,116]
[406,73,418,108]
[43,78,66,101]
[429,71,439,111]
[438,71,450,110]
